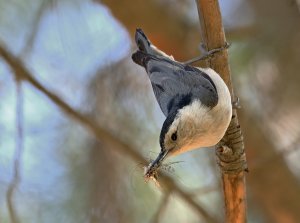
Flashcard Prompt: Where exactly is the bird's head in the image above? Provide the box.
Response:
[144,100,210,177]
[160,100,209,156]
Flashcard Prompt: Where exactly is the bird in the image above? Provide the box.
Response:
[131,28,232,180]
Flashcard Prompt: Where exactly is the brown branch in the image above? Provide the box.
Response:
[0,43,218,223]
[196,0,248,222]
[6,81,23,223]
[0,42,145,164]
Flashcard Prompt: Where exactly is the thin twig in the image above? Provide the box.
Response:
[0,43,218,223]
[6,81,23,223]
[5,5,48,221]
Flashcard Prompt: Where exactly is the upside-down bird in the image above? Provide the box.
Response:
[131,28,232,180]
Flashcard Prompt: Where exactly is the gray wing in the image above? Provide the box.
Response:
[147,59,218,117]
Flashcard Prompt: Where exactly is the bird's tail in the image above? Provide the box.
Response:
[132,28,174,67]
[134,28,153,55]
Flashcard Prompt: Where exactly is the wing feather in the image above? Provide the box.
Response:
[147,60,218,117]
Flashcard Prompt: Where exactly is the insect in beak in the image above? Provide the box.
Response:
[143,149,170,184]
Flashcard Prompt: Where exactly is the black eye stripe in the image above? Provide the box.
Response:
[171,132,177,141]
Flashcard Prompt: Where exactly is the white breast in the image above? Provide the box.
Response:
[173,68,232,155]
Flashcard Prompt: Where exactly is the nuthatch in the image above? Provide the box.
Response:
[132,29,232,181]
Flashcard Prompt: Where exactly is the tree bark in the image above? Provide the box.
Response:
[196,1,247,222]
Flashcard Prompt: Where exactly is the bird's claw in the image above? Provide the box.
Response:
[203,42,231,58]
[184,42,231,65]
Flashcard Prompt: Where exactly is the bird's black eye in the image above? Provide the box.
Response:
[171,132,177,141]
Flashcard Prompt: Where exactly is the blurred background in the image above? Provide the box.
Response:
[1,0,300,222]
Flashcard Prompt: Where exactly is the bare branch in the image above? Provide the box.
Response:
[0,41,146,162]
[0,43,218,223]
[196,0,248,222]
[5,3,49,220]
[6,81,23,223]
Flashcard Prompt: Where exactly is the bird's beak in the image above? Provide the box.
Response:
[144,149,170,178]
[153,149,170,166]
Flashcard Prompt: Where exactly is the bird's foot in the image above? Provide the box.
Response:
[183,42,230,65]
[200,42,231,58]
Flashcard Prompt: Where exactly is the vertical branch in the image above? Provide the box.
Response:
[196,1,247,222]
[6,3,46,221]
[6,80,24,223]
